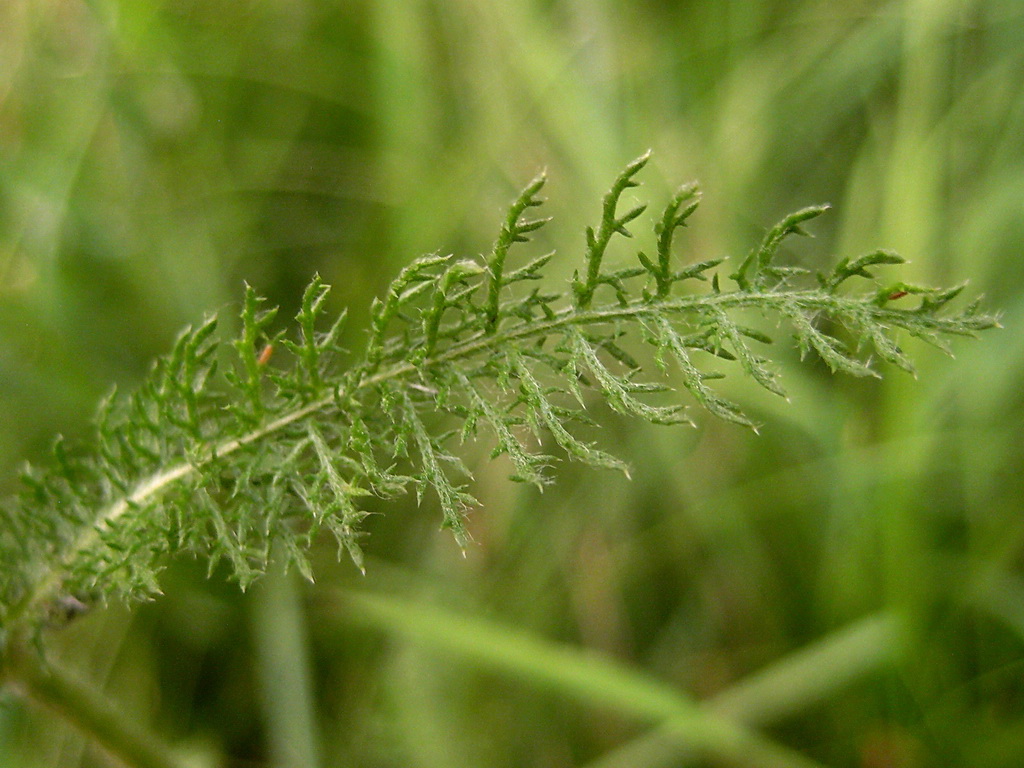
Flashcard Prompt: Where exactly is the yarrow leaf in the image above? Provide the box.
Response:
[0,153,998,638]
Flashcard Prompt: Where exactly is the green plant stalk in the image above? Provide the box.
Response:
[2,649,190,768]
[329,588,827,768]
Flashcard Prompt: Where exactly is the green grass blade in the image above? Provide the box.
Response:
[328,588,827,768]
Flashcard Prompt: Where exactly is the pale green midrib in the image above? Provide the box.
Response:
[8,287,913,628]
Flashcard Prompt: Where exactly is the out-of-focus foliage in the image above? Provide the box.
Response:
[1,1,1021,767]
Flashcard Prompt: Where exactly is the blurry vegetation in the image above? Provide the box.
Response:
[0,1,1021,767]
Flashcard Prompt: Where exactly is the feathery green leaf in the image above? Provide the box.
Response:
[0,154,998,638]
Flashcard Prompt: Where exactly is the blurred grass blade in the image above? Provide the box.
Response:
[328,588,827,768]
[712,611,907,723]
[250,560,323,768]
[587,612,908,768]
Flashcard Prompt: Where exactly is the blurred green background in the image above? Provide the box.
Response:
[2,0,1023,766]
